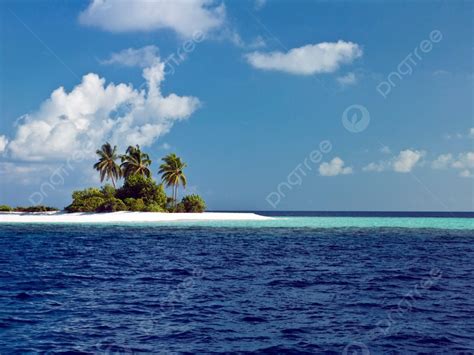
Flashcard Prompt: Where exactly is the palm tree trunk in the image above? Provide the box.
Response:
[174,184,178,210]
[111,176,116,189]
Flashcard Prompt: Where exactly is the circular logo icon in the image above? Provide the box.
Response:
[342,104,370,133]
[343,342,370,355]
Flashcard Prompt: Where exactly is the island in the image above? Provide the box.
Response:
[0,142,271,223]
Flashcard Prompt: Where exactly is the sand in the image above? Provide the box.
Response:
[0,211,272,224]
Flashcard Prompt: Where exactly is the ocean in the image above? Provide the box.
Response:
[1,212,473,353]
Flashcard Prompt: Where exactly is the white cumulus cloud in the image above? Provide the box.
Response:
[451,152,474,170]
[431,153,453,170]
[366,150,473,178]
[319,157,353,176]
[101,45,161,68]
[393,149,425,173]
[431,152,474,177]
[363,149,425,173]
[0,135,8,154]
[455,153,474,178]
[337,72,357,86]
[460,169,473,178]
[79,0,226,38]
[4,56,200,162]
[245,41,362,75]
[445,127,474,140]
[362,161,387,172]
[451,152,474,177]
[0,162,53,185]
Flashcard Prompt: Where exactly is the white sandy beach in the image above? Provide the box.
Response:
[0,211,272,224]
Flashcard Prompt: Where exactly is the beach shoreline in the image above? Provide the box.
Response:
[0,211,273,224]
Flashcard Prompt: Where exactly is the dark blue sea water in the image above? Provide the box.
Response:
[1,222,474,353]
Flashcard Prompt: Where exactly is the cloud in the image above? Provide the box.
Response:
[433,69,451,76]
[337,72,357,86]
[222,31,264,50]
[254,0,266,10]
[245,41,362,75]
[4,55,200,162]
[362,161,387,172]
[0,162,53,185]
[393,149,425,173]
[101,45,161,68]
[79,0,226,38]
[431,154,453,170]
[246,35,267,49]
[363,149,425,173]
[444,133,463,140]
[160,142,171,150]
[319,157,353,176]
[445,127,473,140]
[0,135,8,154]
[380,145,391,154]
[451,152,474,170]
[460,169,473,178]
[433,152,474,178]
[367,150,474,177]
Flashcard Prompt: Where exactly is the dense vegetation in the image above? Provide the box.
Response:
[0,205,59,212]
[176,194,207,213]
[65,143,206,213]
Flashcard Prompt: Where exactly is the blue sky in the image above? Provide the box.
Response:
[0,0,472,211]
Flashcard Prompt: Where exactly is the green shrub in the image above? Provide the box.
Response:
[66,176,167,213]
[65,197,106,213]
[175,202,186,212]
[66,187,114,213]
[0,205,13,212]
[145,203,166,212]
[71,188,103,201]
[179,194,206,213]
[124,198,146,212]
[14,205,59,212]
[97,198,127,212]
[101,184,116,199]
[117,174,166,207]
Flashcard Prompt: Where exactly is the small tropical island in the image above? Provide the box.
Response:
[2,143,204,213]
[69,143,206,213]
[0,143,270,223]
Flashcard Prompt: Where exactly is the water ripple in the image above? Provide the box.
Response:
[0,224,473,353]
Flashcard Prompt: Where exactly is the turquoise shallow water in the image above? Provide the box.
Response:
[187,217,474,230]
[72,216,474,230]
[164,217,474,229]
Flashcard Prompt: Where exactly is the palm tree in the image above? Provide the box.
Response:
[93,142,121,188]
[120,145,152,179]
[158,153,187,209]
